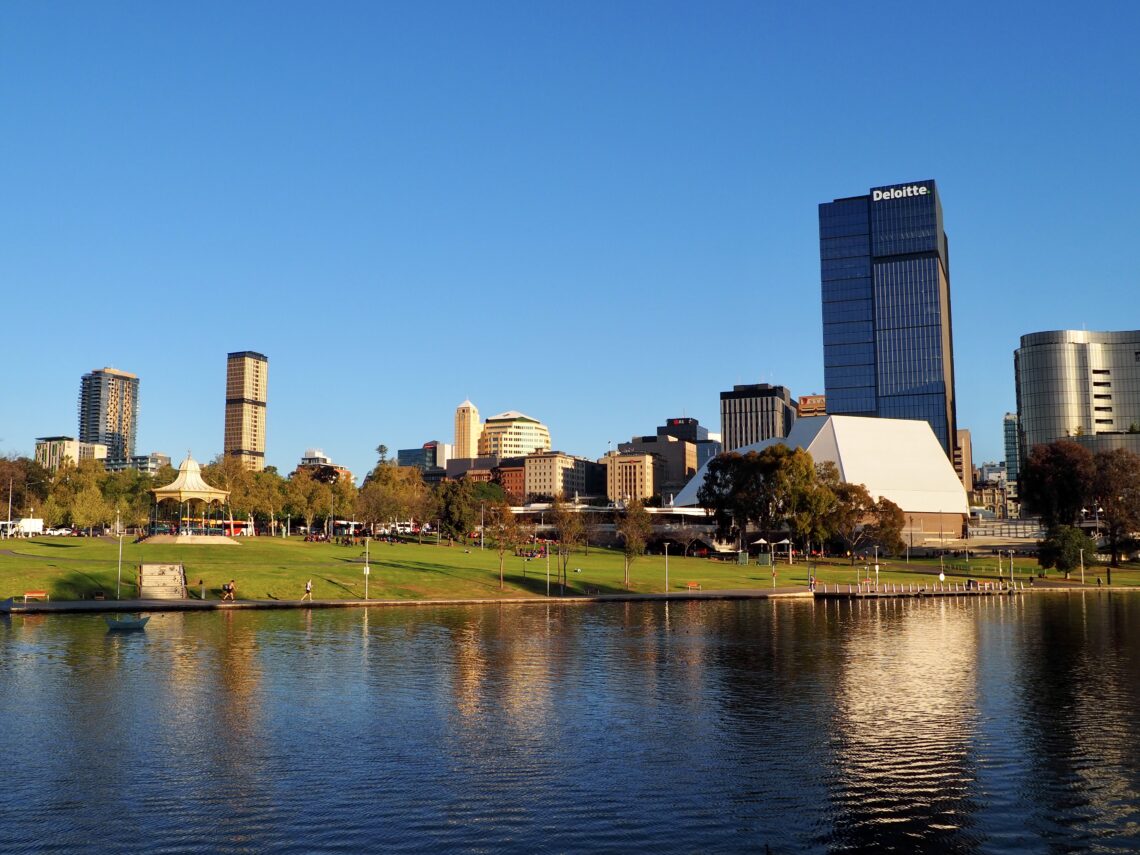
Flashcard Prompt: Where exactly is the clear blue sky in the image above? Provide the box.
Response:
[3,1,1138,480]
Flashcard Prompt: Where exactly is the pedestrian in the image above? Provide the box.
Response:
[223,579,236,601]
[302,579,312,602]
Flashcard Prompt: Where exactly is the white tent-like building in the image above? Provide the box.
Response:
[672,415,969,543]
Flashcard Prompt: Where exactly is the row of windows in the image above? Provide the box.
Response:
[821,235,872,260]
[822,280,872,303]
[822,256,871,279]
[823,320,874,345]
[822,301,873,324]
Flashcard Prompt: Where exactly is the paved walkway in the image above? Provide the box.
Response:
[2,587,814,615]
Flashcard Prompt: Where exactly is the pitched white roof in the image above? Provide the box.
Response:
[151,455,229,504]
[672,415,967,514]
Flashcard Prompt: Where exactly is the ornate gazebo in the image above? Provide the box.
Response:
[149,454,231,540]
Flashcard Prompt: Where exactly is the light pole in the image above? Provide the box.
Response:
[664,541,670,594]
[480,503,485,550]
[1009,549,1015,587]
[116,509,124,600]
[874,545,879,591]
[1080,547,1085,585]
[364,536,370,600]
[546,542,550,597]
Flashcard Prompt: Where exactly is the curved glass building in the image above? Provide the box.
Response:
[1014,330,1140,457]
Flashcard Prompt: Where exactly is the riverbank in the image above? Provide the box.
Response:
[2,536,1136,604]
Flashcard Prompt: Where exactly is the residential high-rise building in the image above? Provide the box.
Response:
[819,180,957,456]
[1014,330,1140,458]
[719,384,796,452]
[78,367,139,461]
[224,351,268,471]
[35,436,108,472]
[454,400,482,459]
[478,411,551,458]
[1003,412,1020,485]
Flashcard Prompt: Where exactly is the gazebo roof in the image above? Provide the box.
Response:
[151,455,229,504]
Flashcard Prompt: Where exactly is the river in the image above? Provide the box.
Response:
[2,594,1138,852]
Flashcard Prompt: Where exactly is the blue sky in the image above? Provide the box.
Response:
[2,1,1138,480]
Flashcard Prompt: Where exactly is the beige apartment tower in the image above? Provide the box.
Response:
[224,351,268,471]
[454,400,482,459]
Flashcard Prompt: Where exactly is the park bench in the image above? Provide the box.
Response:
[23,590,49,603]
[585,586,601,595]
[685,581,702,591]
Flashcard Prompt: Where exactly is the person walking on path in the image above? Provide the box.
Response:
[222,579,236,601]
[302,579,313,602]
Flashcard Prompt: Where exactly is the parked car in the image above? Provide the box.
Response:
[46,527,72,536]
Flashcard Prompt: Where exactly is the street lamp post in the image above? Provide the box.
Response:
[1009,549,1015,588]
[664,541,670,594]
[116,509,124,600]
[874,545,879,591]
[1080,547,1085,585]
[480,503,484,551]
[364,536,370,600]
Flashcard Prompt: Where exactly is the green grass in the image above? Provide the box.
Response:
[1,536,1138,602]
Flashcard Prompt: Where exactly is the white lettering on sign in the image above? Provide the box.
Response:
[872,185,930,202]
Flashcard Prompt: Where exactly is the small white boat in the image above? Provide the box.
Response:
[105,615,150,632]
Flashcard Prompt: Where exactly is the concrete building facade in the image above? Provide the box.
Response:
[79,367,139,462]
[720,384,796,452]
[617,434,696,501]
[524,452,603,502]
[478,411,551,458]
[601,452,664,503]
[454,401,482,460]
[224,351,268,471]
[35,436,108,472]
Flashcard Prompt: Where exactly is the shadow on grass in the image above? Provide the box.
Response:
[29,541,83,549]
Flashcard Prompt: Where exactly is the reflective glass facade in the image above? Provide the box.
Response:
[819,181,957,455]
[1014,330,1140,459]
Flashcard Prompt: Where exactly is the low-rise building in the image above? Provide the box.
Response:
[295,448,353,484]
[493,457,527,501]
[103,452,171,475]
[524,451,604,502]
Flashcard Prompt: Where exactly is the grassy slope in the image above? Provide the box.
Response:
[1,536,1136,601]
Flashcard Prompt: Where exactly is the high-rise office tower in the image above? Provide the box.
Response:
[819,180,957,456]
[224,351,268,471]
[454,400,482,459]
[1014,329,1140,458]
[719,383,796,452]
[1003,412,1020,485]
[78,367,139,462]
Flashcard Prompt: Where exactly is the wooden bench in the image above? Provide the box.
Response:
[585,586,601,595]
[23,590,49,603]
[685,581,702,591]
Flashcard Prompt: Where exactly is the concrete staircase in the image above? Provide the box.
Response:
[137,563,187,599]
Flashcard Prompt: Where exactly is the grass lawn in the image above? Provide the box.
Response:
[1,536,1138,602]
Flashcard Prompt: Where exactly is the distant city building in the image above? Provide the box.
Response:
[618,434,696,500]
[977,461,1008,486]
[658,417,721,470]
[797,395,827,417]
[478,411,552,458]
[493,457,527,501]
[446,456,500,482]
[1003,412,1020,485]
[104,452,171,475]
[224,351,268,471]
[953,429,973,492]
[819,180,957,456]
[397,441,451,471]
[524,451,604,502]
[719,384,796,452]
[79,366,139,462]
[295,448,353,484]
[454,400,481,460]
[1014,330,1140,459]
[600,451,664,503]
[34,436,108,472]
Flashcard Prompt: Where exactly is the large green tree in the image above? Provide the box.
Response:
[1020,440,1095,528]
[1038,525,1097,576]
[1092,448,1140,571]
[436,479,478,543]
[486,500,522,591]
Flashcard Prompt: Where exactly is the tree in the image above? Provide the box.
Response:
[551,495,583,592]
[870,498,906,555]
[1092,448,1140,571]
[70,485,110,534]
[436,480,478,543]
[828,482,876,562]
[1020,440,1095,529]
[486,500,522,591]
[696,452,766,548]
[616,498,652,590]
[284,469,317,534]
[1038,525,1097,576]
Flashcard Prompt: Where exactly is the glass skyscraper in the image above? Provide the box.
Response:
[819,180,957,456]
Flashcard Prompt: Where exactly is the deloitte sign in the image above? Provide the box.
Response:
[872,184,930,202]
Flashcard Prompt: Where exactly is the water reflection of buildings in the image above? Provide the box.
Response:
[828,598,981,850]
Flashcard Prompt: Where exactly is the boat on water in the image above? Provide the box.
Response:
[105,615,150,632]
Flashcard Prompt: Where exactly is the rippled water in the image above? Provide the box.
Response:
[2,595,1139,853]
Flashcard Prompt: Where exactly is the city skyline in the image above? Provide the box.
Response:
[3,3,1139,480]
